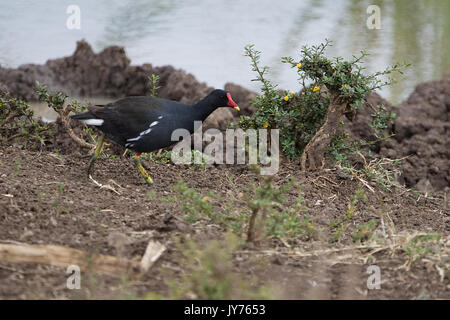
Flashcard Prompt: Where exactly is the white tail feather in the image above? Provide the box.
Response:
[82,119,104,126]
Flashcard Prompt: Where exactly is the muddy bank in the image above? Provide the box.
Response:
[343,77,450,192]
[383,77,450,192]
[0,41,448,191]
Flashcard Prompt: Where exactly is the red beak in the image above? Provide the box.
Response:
[226,93,240,111]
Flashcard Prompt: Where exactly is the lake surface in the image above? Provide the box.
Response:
[1,0,449,104]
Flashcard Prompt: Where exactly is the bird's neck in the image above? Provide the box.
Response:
[192,96,219,120]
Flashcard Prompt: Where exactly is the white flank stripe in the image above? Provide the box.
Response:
[127,136,141,142]
[82,119,104,126]
[157,116,163,119]
[127,121,158,143]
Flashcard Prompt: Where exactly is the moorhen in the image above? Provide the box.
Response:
[70,89,240,184]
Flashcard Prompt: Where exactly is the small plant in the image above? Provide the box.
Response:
[246,177,290,242]
[239,40,408,171]
[163,232,271,300]
[370,104,397,138]
[147,74,161,97]
[13,160,22,176]
[144,149,210,169]
[326,103,401,191]
[404,233,442,264]
[147,149,172,164]
[329,188,372,243]
[246,177,316,242]
[265,211,316,241]
[52,183,66,215]
[146,190,157,200]
[352,220,376,243]
[172,177,315,242]
[338,154,404,192]
[36,83,68,111]
[189,150,211,169]
[0,91,53,148]
[36,82,95,150]
[172,180,217,223]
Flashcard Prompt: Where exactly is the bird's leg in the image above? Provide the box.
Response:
[87,134,105,176]
[134,153,153,185]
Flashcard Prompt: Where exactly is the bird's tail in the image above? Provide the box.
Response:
[70,112,104,126]
[70,111,95,120]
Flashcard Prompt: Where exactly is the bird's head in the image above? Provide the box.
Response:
[210,89,240,111]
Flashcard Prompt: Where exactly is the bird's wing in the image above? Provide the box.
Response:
[87,97,167,142]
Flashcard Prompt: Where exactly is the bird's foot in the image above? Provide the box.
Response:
[143,175,154,185]
[134,155,154,185]
[137,164,153,185]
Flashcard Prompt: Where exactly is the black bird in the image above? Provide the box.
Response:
[70,89,240,184]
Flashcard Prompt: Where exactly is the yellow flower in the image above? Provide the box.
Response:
[290,91,295,95]
[343,84,348,88]
[284,96,289,101]
[296,63,302,68]
[313,86,320,92]
[263,122,269,128]
[201,196,209,203]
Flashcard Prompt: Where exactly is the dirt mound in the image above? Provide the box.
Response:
[341,77,450,192]
[343,92,394,145]
[380,76,450,192]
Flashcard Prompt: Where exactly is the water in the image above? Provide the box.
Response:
[0,0,449,104]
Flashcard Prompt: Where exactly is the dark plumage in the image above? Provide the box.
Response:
[70,89,239,184]
[71,89,239,153]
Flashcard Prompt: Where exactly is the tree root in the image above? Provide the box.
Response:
[58,105,95,151]
[301,89,349,171]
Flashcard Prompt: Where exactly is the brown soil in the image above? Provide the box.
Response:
[0,145,448,299]
[344,78,450,193]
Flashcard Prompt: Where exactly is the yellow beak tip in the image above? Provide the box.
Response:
[234,106,240,111]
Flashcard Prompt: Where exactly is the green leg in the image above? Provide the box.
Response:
[87,134,105,176]
[134,153,153,185]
